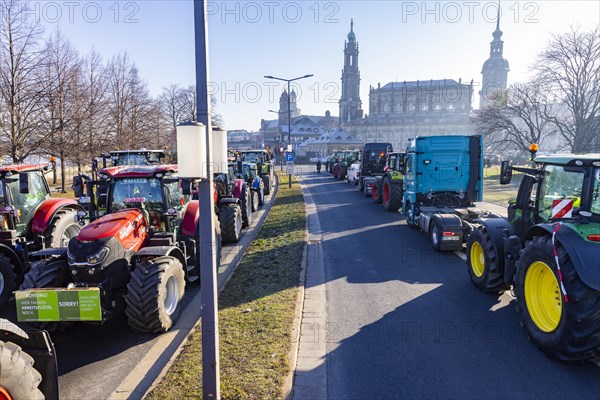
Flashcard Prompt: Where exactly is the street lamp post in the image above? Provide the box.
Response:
[264,74,313,187]
[268,109,286,171]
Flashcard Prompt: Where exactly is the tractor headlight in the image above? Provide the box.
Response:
[86,247,110,265]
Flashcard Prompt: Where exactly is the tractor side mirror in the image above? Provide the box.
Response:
[73,175,84,198]
[181,179,192,196]
[19,173,29,194]
[500,160,513,185]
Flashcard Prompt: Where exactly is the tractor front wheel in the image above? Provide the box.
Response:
[219,204,242,243]
[241,190,251,228]
[0,341,43,400]
[250,190,259,212]
[0,255,16,310]
[125,256,186,333]
[466,227,506,292]
[44,208,83,248]
[262,175,271,195]
[516,236,600,362]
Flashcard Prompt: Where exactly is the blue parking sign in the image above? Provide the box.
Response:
[286,152,295,162]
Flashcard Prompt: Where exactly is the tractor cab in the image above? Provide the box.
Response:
[0,165,51,236]
[500,153,600,237]
[92,149,166,179]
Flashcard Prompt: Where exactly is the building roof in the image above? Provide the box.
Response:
[300,128,362,146]
[380,79,467,90]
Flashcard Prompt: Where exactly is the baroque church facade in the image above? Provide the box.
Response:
[338,17,508,151]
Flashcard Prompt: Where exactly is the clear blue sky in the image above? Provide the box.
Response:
[43,1,599,131]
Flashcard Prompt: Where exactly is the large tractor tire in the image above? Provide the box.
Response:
[258,187,265,206]
[262,175,271,195]
[515,235,600,362]
[250,190,260,212]
[0,255,16,310]
[372,180,383,204]
[358,178,364,192]
[340,165,348,181]
[125,256,186,333]
[0,341,44,400]
[466,227,507,292]
[219,204,242,243]
[20,259,69,332]
[241,189,251,228]
[44,208,83,249]
[382,177,402,212]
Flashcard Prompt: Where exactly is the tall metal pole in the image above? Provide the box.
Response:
[287,81,292,188]
[194,1,220,399]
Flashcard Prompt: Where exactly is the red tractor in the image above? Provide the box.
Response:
[0,164,84,309]
[18,164,220,333]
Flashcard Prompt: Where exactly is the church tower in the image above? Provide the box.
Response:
[339,19,363,124]
[278,89,300,123]
[480,5,510,109]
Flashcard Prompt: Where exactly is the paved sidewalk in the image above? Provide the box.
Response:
[292,174,328,400]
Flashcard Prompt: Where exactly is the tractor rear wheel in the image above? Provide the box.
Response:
[358,178,364,192]
[241,190,251,228]
[372,180,383,204]
[250,190,259,212]
[516,235,600,362]
[44,208,83,248]
[219,204,242,243]
[466,227,506,292]
[20,259,69,332]
[125,256,185,333]
[0,255,16,310]
[0,341,43,400]
[382,177,402,212]
[262,175,271,195]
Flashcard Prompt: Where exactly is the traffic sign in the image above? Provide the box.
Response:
[286,164,294,175]
[286,152,295,162]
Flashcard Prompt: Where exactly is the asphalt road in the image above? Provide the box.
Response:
[301,169,600,400]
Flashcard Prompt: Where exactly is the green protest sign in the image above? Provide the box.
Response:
[16,288,102,322]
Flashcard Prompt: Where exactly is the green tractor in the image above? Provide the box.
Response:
[371,151,405,211]
[466,151,600,362]
[331,150,359,180]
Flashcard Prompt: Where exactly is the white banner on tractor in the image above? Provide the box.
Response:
[551,199,573,219]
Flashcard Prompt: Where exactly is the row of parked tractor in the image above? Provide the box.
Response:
[325,135,600,364]
[0,147,277,398]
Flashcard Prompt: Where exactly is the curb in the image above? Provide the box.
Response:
[283,232,308,400]
[109,176,280,400]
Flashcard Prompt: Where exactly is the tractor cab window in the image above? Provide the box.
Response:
[591,168,600,216]
[164,180,186,210]
[9,172,49,235]
[111,178,164,212]
[537,165,585,222]
[243,164,256,180]
[227,165,236,182]
[243,152,262,163]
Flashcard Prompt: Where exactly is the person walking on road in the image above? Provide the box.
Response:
[316,160,322,173]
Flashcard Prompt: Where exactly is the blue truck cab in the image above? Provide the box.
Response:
[402,135,493,251]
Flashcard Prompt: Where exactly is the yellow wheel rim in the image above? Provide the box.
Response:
[524,261,562,333]
[470,241,485,278]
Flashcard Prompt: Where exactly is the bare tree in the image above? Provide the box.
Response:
[0,0,49,162]
[42,29,82,192]
[474,82,559,152]
[533,26,600,153]
[71,49,112,169]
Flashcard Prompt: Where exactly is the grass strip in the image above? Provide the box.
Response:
[147,171,306,400]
